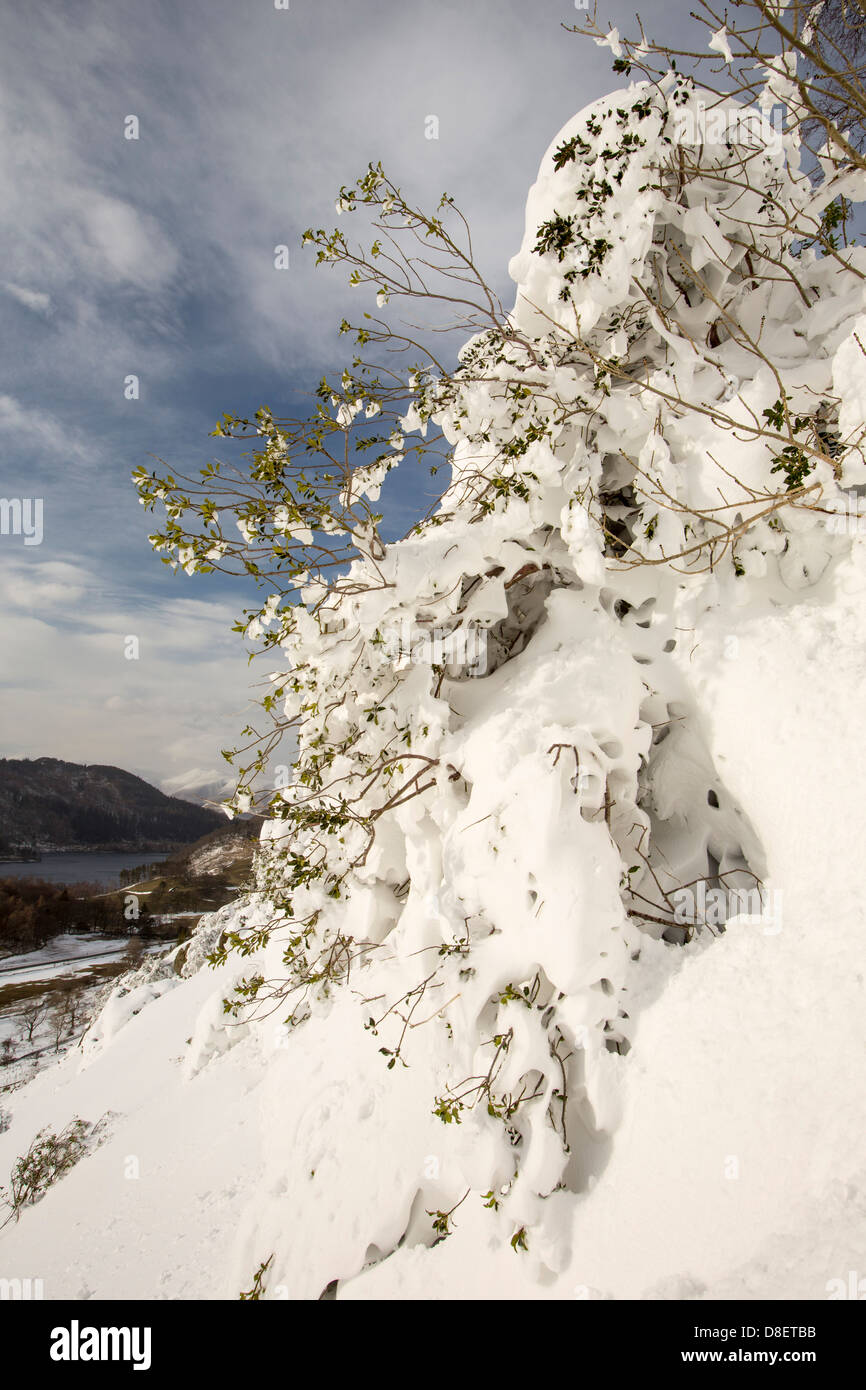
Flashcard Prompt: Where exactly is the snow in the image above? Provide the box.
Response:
[0,965,260,1299]
[0,934,141,985]
[709,27,734,65]
[183,837,250,877]
[2,560,864,1298]
[3,73,866,1301]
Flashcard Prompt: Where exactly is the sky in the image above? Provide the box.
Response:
[0,0,686,796]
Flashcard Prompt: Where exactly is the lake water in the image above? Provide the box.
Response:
[0,851,171,888]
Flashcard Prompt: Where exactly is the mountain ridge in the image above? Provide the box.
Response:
[0,756,225,854]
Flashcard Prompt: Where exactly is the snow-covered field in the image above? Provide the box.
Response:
[0,936,174,1094]
[0,934,142,984]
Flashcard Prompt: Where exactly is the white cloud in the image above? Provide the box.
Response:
[0,281,51,315]
[0,558,87,608]
[0,554,259,787]
[79,194,179,289]
[0,394,90,463]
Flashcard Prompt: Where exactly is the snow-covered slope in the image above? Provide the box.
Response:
[1,554,864,1299]
[2,78,866,1299]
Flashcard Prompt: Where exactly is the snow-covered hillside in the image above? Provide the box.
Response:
[2,75,866,1299]
[1,562,864,1299]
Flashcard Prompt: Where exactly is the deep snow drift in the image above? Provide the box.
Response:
[1,565,864,1300]
[2,78,866,1299]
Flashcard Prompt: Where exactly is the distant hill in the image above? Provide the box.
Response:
[0,757,225,854]
[163,818,263,877]
[119,818,264,885]
[159,767,236,806]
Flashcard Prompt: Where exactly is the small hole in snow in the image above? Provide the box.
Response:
[707,789,720,808]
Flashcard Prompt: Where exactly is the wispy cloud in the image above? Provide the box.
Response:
[0,281,51,316]
[0,554,258,787]
[0,395,92,464]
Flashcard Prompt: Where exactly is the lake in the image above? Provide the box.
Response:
[0,850,172,888]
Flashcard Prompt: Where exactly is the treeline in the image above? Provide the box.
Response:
[0,878,140,953]
[118,860,171,886]
[63,803,216,844]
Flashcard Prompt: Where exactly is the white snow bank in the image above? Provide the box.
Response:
[1,550,864,1298]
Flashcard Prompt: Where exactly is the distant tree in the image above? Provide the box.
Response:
[47,986,82,1052]
[124,936,146,967]
[19,996,51,1047]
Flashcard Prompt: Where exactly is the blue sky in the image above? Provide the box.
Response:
[0,0,685,794]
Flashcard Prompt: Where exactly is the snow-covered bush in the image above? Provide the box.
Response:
[134,9,866,1244]
[0,1119,91,1224]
